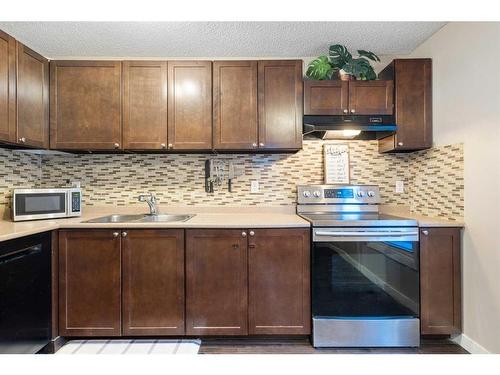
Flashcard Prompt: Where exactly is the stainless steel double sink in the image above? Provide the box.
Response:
[84,213,195,223]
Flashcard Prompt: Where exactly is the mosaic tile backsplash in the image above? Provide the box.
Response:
[0,141,464,220]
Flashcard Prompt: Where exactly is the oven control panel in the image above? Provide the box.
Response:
[297,185,380,204]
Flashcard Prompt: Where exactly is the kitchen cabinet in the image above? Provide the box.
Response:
[304,79,393,116]
[122,61,168,150]
[186,229,248,335]
[59,229,122,336]
[248,228,310,334]
[378,59,432,152]
[16,42,49,148]
[420,227,462,336]
[258,60,303,150]
[122,229,184,335]
[167,61,212,150]
[0,30,16,144]
[213,61,258,150]
[50,60,122,150]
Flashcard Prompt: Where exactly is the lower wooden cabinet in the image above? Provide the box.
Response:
[59,229,185,337]
[122,229,184,335]
[248,228,310,334]
[59,229,122,336]
[186,229,248,335]
[420,227,462,335]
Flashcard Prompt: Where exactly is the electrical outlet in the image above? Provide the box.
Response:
[395,180,404,193]
[251,180,260,193]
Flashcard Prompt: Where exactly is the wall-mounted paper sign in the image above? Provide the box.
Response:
[324,143,350,184]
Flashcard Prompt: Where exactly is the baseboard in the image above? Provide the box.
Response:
[452,334,491,354]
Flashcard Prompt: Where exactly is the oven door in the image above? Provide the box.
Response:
[13,189,68,221]
[311,227,420,347]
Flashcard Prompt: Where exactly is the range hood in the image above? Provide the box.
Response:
[303,115,397,140]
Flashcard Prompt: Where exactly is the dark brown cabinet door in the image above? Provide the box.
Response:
[348,80,393,115]
[122,229,185,336]
[50,60,122,150]
[0,30,16,144]
[304,80,348,115]
[16,43,49,148]
[122,61,168,150]
[378,59,432,152]
[420,227,462,335]
[258,60,303,150]
[248,228,310,335]
[186,229,248,335]
[59,230,121,336]
[167,61,212,150]
[213,61,258,150]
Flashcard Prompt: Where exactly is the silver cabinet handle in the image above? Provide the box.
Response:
[241,231,247,238]
[122,231,128,237]
[259,142,264,147]
[343,109,348,114]
[249,230,255,237]
[252,143,257,147]
[168,143,173,149]
[422,230,429,236]
[113,143,120,149]
[160,143,166,149]
[19,137,26,143]
[350,109,356,114]
[398,142,404,146]
[113,232,120,238]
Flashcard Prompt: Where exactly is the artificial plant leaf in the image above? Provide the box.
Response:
[357,50,381,62]
[305,56,336,80]
[364,66,377,80]
[343,58,372,79]
[329,44,352,69]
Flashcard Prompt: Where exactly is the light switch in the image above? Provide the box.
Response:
[251,180,260,193]
[395,180,404,193]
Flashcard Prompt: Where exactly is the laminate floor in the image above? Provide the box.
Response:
[199,337,469,354]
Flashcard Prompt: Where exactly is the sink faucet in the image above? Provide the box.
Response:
[138,193,158,215]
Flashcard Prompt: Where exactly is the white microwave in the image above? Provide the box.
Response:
[12,188,82,222]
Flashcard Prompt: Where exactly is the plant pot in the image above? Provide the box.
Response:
[339,70,356,81]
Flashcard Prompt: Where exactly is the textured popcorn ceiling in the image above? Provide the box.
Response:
[0,22,446,59]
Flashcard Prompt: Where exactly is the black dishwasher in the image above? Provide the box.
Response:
[0,232,52,354]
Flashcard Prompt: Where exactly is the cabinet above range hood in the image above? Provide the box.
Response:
[303,115,397,140]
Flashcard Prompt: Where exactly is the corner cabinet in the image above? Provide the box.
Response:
[258,60,303,150]
[50,61,122,150]
[378,59,432,152]
[420,227,462,336]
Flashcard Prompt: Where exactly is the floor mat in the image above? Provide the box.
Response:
[56,339,200,354]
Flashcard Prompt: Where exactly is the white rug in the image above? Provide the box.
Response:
[56,339,200,354]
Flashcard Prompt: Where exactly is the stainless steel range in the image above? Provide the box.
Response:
[297,184,420,348]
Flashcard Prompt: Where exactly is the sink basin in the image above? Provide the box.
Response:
[84,214,147,223]
[138,214,194,223]
[84,213,195,223]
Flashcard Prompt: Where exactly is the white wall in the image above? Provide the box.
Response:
[410,22,500,353]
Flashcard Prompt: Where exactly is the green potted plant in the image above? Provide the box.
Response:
[306,44,380,81]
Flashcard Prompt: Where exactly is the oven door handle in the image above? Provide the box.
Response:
[314,230,419,237]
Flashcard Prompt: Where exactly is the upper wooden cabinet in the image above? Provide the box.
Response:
[122,229,184,336]
[59,229,122,337]
[349,80,393,115]
[258,60,303,150]
[248,228,310,335]
[16,43,49,148]
[304,79,393,116]
[304,80,348,115]
[0,30,16,144]
[420,227,462,336]
[167,61,212,150]
[122,61,168,150]
[213,61,258,150]
[186,229,248,335]
[378,59,432,152]
[50,60,122,150]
